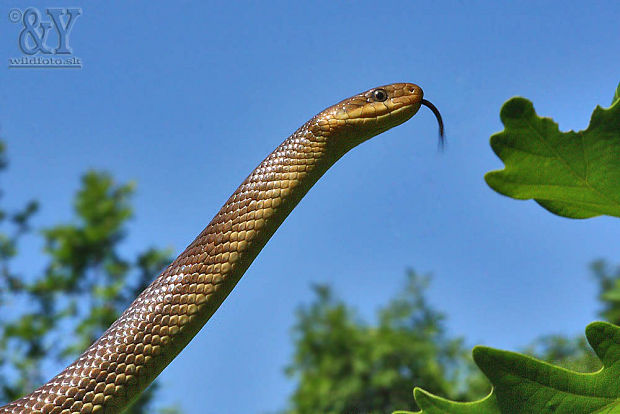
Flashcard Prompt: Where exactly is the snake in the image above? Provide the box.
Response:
[1,82,443,413]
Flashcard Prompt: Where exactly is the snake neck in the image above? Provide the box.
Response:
[197,121,340,259]
[164,122,342,308]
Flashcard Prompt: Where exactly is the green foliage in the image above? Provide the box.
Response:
[0,142,178,413]
[399,258,620,414]
[284,270,488,414]
[485,83,620,219]
[403,322,620,414]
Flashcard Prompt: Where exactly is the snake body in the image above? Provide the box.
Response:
[1,83,442,413]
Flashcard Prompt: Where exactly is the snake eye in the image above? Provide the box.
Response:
[372,89,388,102]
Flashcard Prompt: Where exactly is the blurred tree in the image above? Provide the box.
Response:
[0,140,179,413]
[283,269,489,413]
[591,260,620,326]
[284,259,620,413]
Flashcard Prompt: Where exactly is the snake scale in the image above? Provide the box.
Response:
[1,83,443,413]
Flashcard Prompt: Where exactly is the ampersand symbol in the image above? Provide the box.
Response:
[18,8,52,55]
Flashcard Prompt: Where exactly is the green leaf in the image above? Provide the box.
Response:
[394,389,499,414]
[485,83,620,219]
[406,322,620,413]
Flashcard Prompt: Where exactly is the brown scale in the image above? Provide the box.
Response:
[1,83,443,413]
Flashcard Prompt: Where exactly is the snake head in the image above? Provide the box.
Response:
[309,83,444,152]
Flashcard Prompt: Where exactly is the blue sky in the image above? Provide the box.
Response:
[1,1,619,412]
